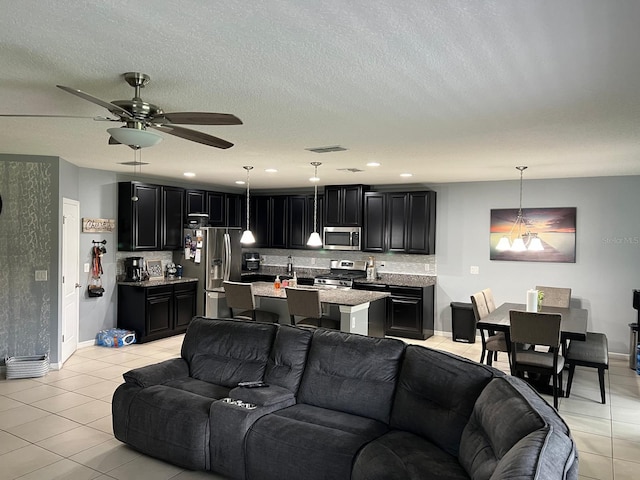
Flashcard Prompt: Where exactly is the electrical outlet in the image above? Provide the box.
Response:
[84,263,90,273]
[470,266,480,275]
[311,258,316,265]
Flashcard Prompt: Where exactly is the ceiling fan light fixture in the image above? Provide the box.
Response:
[107,127,162,148]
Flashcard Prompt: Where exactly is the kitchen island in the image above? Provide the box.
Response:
[215,282,390,337]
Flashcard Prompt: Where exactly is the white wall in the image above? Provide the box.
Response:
[433,175,640,354]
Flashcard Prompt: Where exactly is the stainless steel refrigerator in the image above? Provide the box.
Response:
[174,227,242,317]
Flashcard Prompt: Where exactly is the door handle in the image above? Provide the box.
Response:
[75,283,82,288]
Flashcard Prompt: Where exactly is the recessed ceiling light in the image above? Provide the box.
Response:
[400,173,413,177]
[235,180,245,185]
[265,168,278,173]
[183,172,196,177]
[366,162,381,167]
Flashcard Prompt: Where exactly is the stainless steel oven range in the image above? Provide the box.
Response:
[313,259,367,288]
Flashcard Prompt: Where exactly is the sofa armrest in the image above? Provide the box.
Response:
[228,385,295,407]
[123,358,190,388]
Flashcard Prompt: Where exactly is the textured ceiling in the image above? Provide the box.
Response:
[1,1,640,189]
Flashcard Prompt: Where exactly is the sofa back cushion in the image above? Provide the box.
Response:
[459,375,576,480]
[264,325,313,393]
[297,329,406,423]
[181,317,277,388]
[390,345,500,457]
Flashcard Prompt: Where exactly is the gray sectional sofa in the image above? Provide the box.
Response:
[112,317,578,480]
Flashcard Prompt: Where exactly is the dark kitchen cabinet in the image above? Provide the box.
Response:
[250,196,271,248]
[406,191,436,254]
[288,195,324,249]
[118,182,161,251]
[185,189,206,216]
[324,184,367,226]
[270,196,288,248]
[353,283,434,340]
[362,192,387,252]
[362,190,436,254]
[207,191,243,227]
[119,182,185,251]
[207,191,225,226]
[118,281,197,343]
[385,285,434,340]
[162,186,185,250]
[226,193,243,228]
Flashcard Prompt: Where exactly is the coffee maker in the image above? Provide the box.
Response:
[124,256,144,282]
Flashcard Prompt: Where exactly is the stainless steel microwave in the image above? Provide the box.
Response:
[323,226,361,251]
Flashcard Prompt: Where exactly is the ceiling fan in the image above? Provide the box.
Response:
[4,72,242,149]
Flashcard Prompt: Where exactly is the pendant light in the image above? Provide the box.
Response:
[240,166,256,244]
[495,166,543,252]
[307,162,323,247]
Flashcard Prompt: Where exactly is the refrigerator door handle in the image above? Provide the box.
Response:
[223,233,231,281]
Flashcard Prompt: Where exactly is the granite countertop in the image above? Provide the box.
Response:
[118,277,198,287]
[250,281,389,306]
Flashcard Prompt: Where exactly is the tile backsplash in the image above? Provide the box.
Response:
[252,248,436,276]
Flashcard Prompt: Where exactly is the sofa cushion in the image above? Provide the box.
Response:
[459,376,577,480]
[297,329,406,422]
[164,377,230,399]
[122,384,213,471]
[180,317,277,388]
[245,403,388,480]
[390,345,500,457]
[490,427,576,479]
[352,430,470,480]
[123,358,189,388]
[264,323,313,393]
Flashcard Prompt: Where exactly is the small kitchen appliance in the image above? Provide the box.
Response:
[313,259,367,288]
[242,252,261,271]
[124,256,144,282]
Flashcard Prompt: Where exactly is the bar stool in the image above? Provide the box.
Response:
[285,287,340,329]
[222,281,279,323]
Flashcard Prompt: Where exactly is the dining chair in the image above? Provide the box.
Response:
[222,281,280,323]
[471,291,508,366]
[535,286,571,308]
[482,288,497,313]
[509,310,564,409]
[285,287,340,329]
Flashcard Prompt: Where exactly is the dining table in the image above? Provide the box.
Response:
[477,302,588,395]
[476,302,588,343]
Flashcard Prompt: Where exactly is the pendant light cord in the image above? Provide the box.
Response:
[244,166,253,232]
[313,164,318,231]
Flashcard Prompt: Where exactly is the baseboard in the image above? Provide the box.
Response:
[78,339,97,349]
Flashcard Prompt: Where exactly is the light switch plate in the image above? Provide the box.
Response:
[84,263,90,273]
[35,270,48,281]
[470,266,479,275]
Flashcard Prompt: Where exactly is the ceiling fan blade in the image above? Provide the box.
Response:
[108,136,121,145]
[151,125,234,149]
[56,85,133,119]
[154,112,242,125]
[0,114,94,118]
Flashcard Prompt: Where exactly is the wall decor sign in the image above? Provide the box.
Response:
[82,218,116,233]
[490,207,576,263]
[146,260,164,281]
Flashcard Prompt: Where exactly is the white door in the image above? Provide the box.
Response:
[61,198,80,364]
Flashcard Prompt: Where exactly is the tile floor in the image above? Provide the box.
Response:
[0,333,638,480]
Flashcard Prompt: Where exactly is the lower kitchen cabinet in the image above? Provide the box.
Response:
[118,281,197,343]
[353,283,434,340]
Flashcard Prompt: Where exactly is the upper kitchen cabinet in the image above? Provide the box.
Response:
[161,186,185,250]
[362,192,387,252]
[119,182,185,251]
[288,194,324,249]
[362,190,436,254]
[324,184,367,227]
[406,191,436,254]
[207,191,244,228]
[185,189,206,216]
